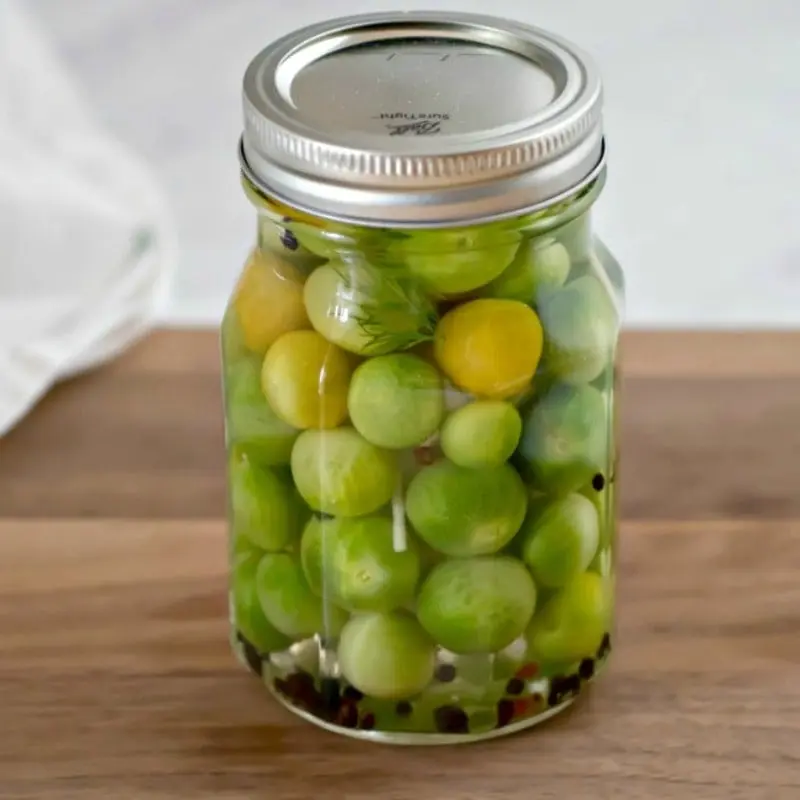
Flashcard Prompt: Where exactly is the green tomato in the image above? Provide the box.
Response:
[517,384,608,496]
[484,237,571,304]
[580,478,616,551]
[229,453,306,551]
[290,427,399,517]
[520,494,599,588]
[288,220,353,259]
[231,552,292,653]
[256,552,348,641]
[224,354,300,465]
[539,276,619,385]
[554,214,593,264]
[231,528,261,568]
[301,515,420,613]
[405,461,527,557]
[594,237,626,304]
[440,400,522,468]
[299,516,328,597]
[290,221,403,259]
[303,262,437,356]
[589,546,613,579]
[348,353,444,449]
[258,217,327,273]
[221,305,247,364]
[526,572,610,664]
[390,227,522,296]
[416,556,537,654]
[338,612,436,700]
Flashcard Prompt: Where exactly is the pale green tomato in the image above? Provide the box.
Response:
[520,493,600,588]
[224,354,299,465]
[290,427,399,517]
[538,275,619,385]
[526,571,610,664]
[231,551,292,653]
[439,400,522,468]
[338,612,436,700]
[517,383,608,495]
[484,237,571,304]
[300,515,420,613]
[348,353,444,449]
[405,461,527,557]
[256,552,347,641]
[229,453,306,551]
[389,227,522,296]
[416,556,537,654]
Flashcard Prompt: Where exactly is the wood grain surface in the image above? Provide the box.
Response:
[1,330,799,799]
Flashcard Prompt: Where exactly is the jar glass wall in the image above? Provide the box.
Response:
[221,174,621,743]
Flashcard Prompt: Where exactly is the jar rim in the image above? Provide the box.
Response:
[240,137,606,230]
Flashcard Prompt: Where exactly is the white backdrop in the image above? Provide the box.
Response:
[29,0,800,328]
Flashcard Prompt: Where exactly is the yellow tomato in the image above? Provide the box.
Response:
[434,299,543,399]
[232,250,309,354]
[261,330,353,429]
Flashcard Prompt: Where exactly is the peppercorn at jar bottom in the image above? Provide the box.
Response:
[232,629,613,742]
[221,185,620,742]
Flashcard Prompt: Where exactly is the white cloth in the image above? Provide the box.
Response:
[0,0,176,435]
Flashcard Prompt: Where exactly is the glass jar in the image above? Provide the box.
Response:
[222,12,622,743]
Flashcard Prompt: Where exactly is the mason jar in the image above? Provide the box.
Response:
[222,11,622,743]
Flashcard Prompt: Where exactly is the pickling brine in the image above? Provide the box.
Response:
[223,11,622,743]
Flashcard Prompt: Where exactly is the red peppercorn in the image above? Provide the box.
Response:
[360,713,376,731]
[513,697,536,718]
[337,701,359,729]
[413,446,437,466]
[515,662,539,680]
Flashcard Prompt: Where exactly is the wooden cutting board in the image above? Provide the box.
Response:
[1,331,798,799]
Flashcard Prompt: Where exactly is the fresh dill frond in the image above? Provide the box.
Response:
[329,259,438,354]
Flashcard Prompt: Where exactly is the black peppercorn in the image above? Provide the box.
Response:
[434,705,470,734]
[320,678,341,711]
[578,658,595,681]
[238,634,263,676]
[279,229,299,251]
[496,699,515,728]
[548,675,568,707]
[597,633,612,659]
[395,701,413,717]
[564,674,581,696]
[434,663,457,683]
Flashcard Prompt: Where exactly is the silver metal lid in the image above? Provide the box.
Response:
[241,11,604,226]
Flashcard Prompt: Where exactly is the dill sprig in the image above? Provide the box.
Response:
[330,258,438,355]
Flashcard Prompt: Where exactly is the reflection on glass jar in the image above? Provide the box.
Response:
[222,11,622,744]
